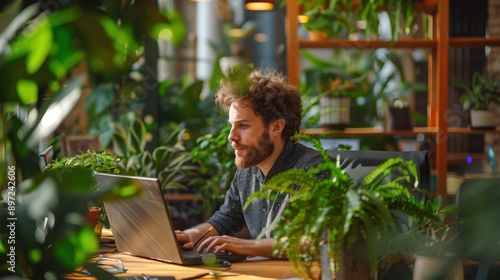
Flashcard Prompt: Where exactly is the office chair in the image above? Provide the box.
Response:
[455,177,500,280]
[326,150,431,194]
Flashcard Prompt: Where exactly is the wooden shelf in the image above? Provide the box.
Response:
[302,127,500,137]
[302,127,438,136]
[448,127,500,134]
[447,153,485,164]
[449,37,500,48]
[286,0,498,199]
[299,39,437,49]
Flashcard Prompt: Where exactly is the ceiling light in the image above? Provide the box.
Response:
[245,0,274,11]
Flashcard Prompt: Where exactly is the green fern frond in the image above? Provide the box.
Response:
[291,133,334,163]
[362,158,419,191]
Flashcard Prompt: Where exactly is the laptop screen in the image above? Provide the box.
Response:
[96,172,185,264]
[39,145,54,169]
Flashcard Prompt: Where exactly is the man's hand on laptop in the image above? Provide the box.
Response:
[197,235,276,258]
[175,224,276,258]
[175,223,217,251]
[175,230,194,250]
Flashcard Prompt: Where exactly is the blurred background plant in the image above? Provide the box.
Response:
[190,125,236,217]
[0,0,186,277]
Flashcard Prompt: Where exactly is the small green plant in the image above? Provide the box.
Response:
[245,133,442,279]
[296,0,427,41]
[42,150,121,225]
[43,150,121,176]
[453,71,500,111]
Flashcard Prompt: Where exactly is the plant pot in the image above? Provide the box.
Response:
[387,107,413,130]
[321,241,372,280]
[337,243,371,280]
[470,109,496,129]
[86,207,103,237]
[319,96,350,130]
[413,254,463,280]
[308,30,327,41]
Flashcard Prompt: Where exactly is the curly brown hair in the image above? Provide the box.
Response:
[214,68,302,141]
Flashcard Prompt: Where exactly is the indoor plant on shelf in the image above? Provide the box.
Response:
[368,49,427,130]
[296,0,428,41]
[453,71,500,129]
[211,20,257,75]
[245,133,441,279]
[301,49,373,130]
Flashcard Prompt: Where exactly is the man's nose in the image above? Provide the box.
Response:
[228,127,237,142]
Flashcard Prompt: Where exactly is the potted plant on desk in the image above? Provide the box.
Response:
[245,133,440,279]
[42,150,122,235]
[453,71,500,129]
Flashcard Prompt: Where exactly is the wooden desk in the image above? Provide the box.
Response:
[67,230,316,279]
[68,253,306,279]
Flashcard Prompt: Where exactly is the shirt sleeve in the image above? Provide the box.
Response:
[206,174,246,236]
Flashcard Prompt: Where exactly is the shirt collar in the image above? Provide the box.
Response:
[251,140,295,183]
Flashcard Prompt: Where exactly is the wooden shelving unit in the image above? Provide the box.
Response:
[299,39,438,49]
[302,127,500,136]
[286,0,500,198]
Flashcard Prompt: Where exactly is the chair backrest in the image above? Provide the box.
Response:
[455,177,500,279]
[326,150,431,193]
[455,177,500,250]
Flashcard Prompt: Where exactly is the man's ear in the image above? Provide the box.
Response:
[271,119,285,135]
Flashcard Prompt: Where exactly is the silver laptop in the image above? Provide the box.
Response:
[95,172,246,266]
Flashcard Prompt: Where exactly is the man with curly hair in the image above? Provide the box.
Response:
[175,68,323,258]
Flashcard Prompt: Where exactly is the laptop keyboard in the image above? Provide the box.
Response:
[179,248,228,260]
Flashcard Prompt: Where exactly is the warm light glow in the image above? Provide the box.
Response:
[254,33,268,42]
[245,2,274,11]
[229,28,246,38]
[144,115,154,124]
[297,14,309,24]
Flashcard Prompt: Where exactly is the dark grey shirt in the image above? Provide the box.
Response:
[207,140,323,239]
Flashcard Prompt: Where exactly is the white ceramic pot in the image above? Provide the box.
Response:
[446,173,464,195]
[413,254,463,280]
[470,110,496,129]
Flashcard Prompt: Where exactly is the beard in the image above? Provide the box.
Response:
[234,130,274,169]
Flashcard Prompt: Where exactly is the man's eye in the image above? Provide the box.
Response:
[240,124,248,128]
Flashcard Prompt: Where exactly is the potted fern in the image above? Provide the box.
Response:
[245,133,442,279]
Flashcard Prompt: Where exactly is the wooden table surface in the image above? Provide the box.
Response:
[67,229,318,280]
